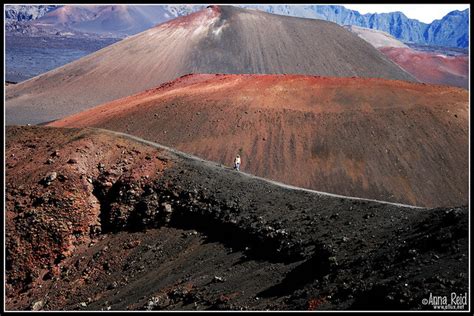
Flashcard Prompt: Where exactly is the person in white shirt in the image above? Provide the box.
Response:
[234,155,241,171]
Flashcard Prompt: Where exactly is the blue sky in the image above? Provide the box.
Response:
[343,4,469,23]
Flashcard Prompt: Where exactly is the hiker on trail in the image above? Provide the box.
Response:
[234,155,241,171]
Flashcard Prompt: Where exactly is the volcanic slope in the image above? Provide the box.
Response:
[344,26,468,89]
[343,25,408,48]
[6,126,468,311]
[6,5,416,125]
[379,47,469,89]
[50,74,469,208]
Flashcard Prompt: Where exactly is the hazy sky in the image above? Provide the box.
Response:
[343,4,469,23]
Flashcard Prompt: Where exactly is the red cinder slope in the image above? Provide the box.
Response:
[50,74,468,208]
[344,25,468,89]
[379,47,468,89]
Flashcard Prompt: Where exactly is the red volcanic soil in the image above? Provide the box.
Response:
[5,126,168,301]
[379,47,469,89]
[50,74,469,208]
[6,5,415,125]
[5,126,469,311]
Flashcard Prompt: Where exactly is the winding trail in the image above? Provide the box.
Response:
[101,128,426,210]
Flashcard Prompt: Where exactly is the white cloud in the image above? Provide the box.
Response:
[342,4,469,23]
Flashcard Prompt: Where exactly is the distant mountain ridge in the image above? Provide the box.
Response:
[423,10,469,48]
[308,5,429,43]
[4,4,469,47]
[304,5,469,48]
[4,5,58,21]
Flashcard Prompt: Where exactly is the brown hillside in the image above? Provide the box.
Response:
[50,74,468,207]
[6,5,415,125]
